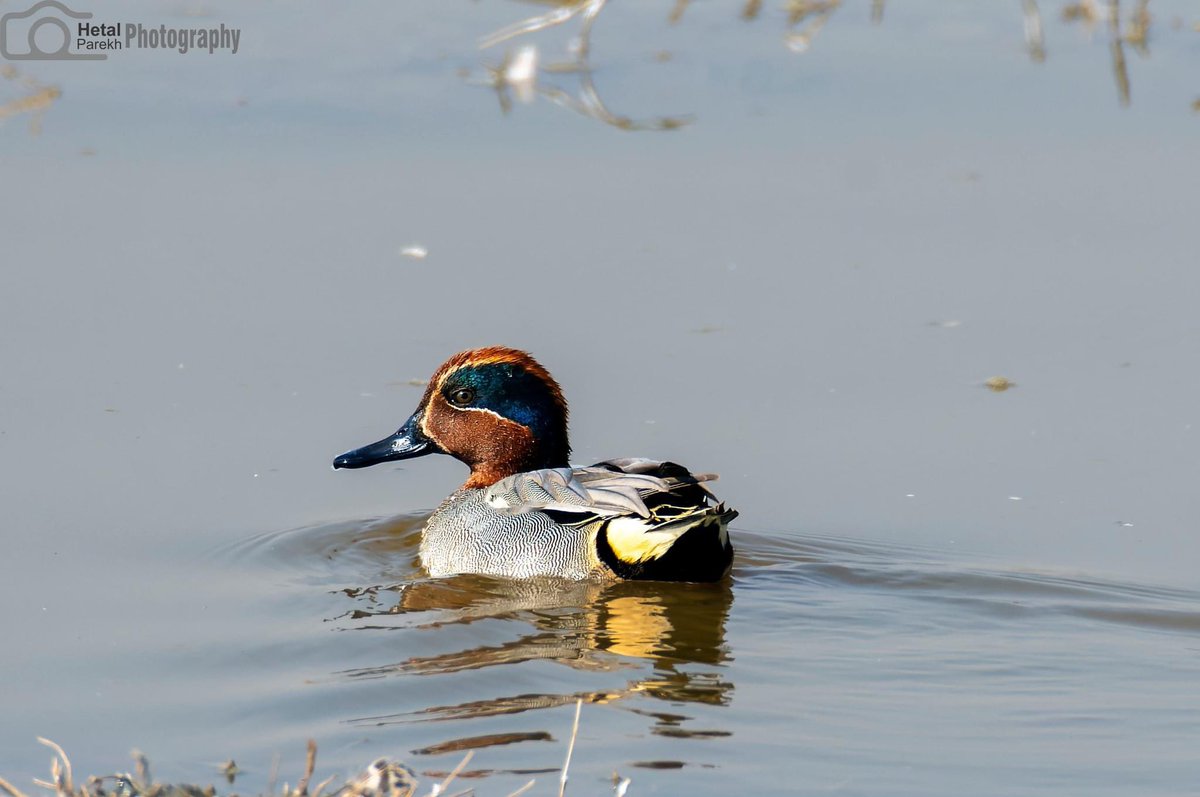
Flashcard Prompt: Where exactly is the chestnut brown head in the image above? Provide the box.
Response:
[333,347,570,489]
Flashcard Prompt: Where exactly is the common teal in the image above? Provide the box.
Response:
[333,347,736,582]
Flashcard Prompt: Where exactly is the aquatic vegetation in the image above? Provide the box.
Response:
[1061,0,1157,104]
[477,0,692,130]
[4,1,1193,136]
[469,0,1195,127]
[0,709,626,797]
[0,65,60,134]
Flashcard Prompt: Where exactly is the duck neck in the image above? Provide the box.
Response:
[462,439,570,490]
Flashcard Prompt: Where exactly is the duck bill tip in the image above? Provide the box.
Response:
[332,419,436,469]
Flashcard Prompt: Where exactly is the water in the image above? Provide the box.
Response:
[2,1,1199,794]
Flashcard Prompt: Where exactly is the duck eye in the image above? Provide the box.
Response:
[448,387,475,407]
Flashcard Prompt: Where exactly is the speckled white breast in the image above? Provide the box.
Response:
[419,488,603,579]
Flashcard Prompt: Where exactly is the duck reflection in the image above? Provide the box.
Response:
[329,538,734,740]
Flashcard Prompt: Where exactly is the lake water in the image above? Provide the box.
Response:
[2,1,1199,794]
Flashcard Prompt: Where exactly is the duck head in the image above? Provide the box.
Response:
[333,346,571,489]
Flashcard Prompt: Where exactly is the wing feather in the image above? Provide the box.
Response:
[484,460,723,520]
[482,460,736,579]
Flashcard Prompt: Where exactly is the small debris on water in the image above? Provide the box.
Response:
[504,45,539,104]
[399,245,428,260]
[1008,495,1023,501]
[1115,521,1135,528]
[984,376,1016,392]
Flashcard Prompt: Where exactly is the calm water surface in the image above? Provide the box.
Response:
[2,1,1199,795]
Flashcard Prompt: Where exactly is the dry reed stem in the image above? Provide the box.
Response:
[556,700,582,797]
[296,741,316,797]
[12,733,608,797]
[266,752,281,797]
[311,774,337,797]
[0,775,33,797]
[33,738,73,797]
[479,5,581,50]
[668,0,690,25]
[431,750,472,796]
[1022,0,1046,62]
[502,781,535,797]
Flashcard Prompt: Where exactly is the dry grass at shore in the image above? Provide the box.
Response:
[0,703,625,797]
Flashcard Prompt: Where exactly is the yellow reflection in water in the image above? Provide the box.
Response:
[333,558,734,749]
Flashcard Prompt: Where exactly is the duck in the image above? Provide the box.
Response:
[332,346,736,582]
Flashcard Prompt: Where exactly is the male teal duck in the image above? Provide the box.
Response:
[333,346,736,582]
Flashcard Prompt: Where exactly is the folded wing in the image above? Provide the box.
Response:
[483,458,718,519]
